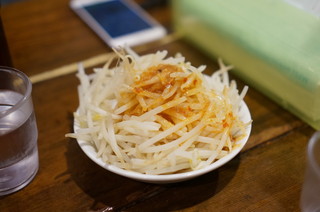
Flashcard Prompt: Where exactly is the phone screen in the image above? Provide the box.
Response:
[84,0,153,38]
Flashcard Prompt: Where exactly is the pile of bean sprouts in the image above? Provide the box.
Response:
[66,47,250,175]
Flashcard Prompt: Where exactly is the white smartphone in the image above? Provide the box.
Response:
[70,0,167,47]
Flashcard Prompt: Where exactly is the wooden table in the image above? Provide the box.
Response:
[0,0,314,211]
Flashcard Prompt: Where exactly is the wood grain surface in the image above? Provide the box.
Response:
[0,0,314,211]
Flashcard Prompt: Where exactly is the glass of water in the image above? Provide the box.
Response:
[300,131,320,212]
[0,66,39,196]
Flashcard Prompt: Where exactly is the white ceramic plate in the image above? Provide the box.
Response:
[74,100,251,184]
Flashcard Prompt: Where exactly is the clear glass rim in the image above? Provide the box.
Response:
[308,131,320,177]
[0,66,32,118]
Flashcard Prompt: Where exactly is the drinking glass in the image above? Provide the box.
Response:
[0,66,39,196]
[300,131,320,212]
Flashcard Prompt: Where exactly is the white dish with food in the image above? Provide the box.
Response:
[67,47,252,183]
